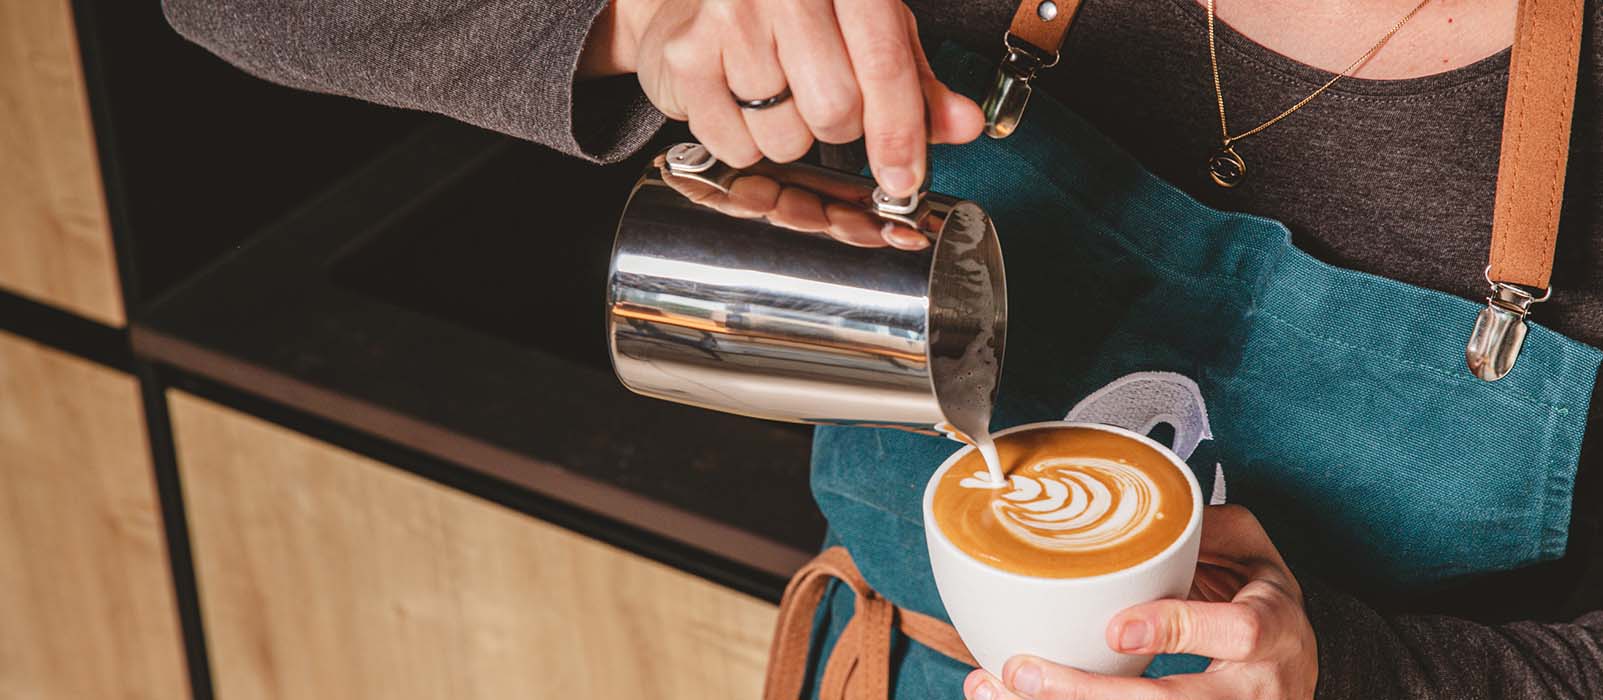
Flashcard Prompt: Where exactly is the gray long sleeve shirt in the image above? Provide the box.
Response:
[162,0,1603,697]
[162,0,665,161]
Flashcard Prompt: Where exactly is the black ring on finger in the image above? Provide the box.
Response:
[733,86,793,110]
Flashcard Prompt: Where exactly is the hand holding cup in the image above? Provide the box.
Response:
[959,506,1320,700]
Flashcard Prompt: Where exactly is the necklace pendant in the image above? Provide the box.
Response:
[1207,145,1246,188]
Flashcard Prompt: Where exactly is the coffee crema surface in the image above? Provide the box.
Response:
[932,427,1193,578]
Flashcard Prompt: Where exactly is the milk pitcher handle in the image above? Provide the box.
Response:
[662,143,932,225]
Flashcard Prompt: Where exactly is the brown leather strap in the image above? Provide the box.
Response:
[763,547,978,700]
[1007,0,1083,56]
[1487,0,1586,290]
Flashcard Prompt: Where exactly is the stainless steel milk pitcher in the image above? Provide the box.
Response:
[606,143,1007,439]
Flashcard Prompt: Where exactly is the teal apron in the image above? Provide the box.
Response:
[801,44,1603,697]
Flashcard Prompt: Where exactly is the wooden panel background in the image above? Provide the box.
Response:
[169,391,778,699]
[0,331,187,698]
[0,0,123,325]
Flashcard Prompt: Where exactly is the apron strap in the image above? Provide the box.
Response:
[1006,0,1082,58]
[983,0,1085,137]
[1467,0,1585,381]
[1487,0,1586,291]
[762,547,978,700]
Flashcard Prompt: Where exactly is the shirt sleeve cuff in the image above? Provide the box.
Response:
[551,0,667,163]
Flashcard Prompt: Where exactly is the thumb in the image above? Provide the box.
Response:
[1106,598,1266,661]
[926,83,985,145]
[903,8,984,145]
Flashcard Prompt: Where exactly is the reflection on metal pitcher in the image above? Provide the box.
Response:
[606,143,1008,438]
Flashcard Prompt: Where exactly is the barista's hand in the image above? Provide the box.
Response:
[584,0,984,196]
[962,505,1319,700]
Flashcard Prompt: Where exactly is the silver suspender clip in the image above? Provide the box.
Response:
[1466,266,1551,382]
[982,36,1058,139]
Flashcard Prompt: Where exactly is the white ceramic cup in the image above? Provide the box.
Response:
[923,421,1204,678]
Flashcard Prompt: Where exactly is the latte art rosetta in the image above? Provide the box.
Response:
[932,426,1193,578]
[959,458,1162,552]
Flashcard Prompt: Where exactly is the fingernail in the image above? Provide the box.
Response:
[879,166,917,195]
[972,680,996,700]
[1118,620,1153,651]
[1011,663,1042,696]
[881,222,929,250]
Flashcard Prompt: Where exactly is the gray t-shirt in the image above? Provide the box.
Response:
[164,0,1603,696]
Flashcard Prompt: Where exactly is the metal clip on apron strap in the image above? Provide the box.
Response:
[982,0,1083,138]
[763,547,977,700]
[1467,0,1585,381]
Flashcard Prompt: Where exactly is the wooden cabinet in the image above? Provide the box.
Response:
[168,391,778,699]
[0,0,123,325]
[0,331,187,698]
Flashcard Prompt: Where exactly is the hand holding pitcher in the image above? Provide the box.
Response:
[581,0,985,195]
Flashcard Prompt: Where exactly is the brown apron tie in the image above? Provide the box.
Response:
[762,547,977,700]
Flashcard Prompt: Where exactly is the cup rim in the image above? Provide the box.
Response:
[923,420,1206,585]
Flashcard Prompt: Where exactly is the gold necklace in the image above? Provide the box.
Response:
[1205,0,1434,187]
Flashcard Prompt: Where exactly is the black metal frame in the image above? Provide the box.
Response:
[69,0,217,694]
